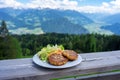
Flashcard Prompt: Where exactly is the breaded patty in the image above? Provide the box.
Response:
[63,50,78,60]
[48,53,68,66]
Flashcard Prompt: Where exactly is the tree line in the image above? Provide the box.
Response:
[13,33,120,57]
[1,31,120,60]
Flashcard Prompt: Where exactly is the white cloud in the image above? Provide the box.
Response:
[25,0,78,10]
[77,0,120,14]
[0,0,23,9]
[24,0,120,14]
[102,2,110,8]
[78,4,113,14]
[0,0,78,10]
[26,0,59,9]
[0,0,120,14]
[110,0,120,13]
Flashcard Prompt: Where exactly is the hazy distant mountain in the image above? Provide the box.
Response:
[102,13,120,24]
[100,13,120,35]
[0,11,13,21]
[82,12,120,35]
[102,23,120,35]
[0,8,94,34]
[0,8,24,17]
[83,13,109,22]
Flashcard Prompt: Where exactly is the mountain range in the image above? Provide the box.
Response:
[100,13,120,35]
[0,8,93,34]
[101,13,120,24]
[0,8,120,35]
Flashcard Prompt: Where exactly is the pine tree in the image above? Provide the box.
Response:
[0,20,22,60]
[89,34,96,52]
[0,20,9,37]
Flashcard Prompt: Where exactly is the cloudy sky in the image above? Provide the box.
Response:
[0,0,120,14]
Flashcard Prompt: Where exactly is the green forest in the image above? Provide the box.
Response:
[13,33,120,57]
[1,32,120,60]
[0,21,120,60]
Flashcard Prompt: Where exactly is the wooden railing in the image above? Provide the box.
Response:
[0,51,120,80]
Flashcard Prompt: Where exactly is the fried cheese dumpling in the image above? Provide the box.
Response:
[48,53,68,66]
[63,50,78,60]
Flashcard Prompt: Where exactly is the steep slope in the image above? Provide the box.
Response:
[83,13,109,23]
[0,8,24,17]
[16,9,91,34]
[0,11,13,21]
[0,8,94,34]
[47,9,93,25]
[0,10,24,29]
[102,13,120,24]
[102,23,120,35]
[0,11,16,29]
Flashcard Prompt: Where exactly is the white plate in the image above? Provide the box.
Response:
[33,54,82,69]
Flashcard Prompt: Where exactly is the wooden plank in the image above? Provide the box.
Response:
[0,50,120,80]
[76,71,120,80]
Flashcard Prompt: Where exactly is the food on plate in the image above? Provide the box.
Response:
[48,53,68,66]
[37,44,64,62]
[37,44,78,66]
[63,50,78,60]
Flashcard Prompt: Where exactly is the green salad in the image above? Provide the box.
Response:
[37,44,64,62]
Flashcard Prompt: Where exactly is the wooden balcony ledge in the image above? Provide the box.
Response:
[0,51,120,80]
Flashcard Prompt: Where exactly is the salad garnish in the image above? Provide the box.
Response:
[37,44,64,61]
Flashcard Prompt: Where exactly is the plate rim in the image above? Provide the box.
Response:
[33,54,82,69]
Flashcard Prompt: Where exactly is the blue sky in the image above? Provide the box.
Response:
[77,0,111,6]
[0,0,120,14]
[17,0,31,4]
[16,0,112,6]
